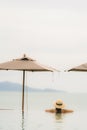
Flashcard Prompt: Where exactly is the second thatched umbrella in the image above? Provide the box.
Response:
[0,54,56,112]
[68,62,87,72]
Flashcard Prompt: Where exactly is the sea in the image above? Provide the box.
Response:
[0,91,87,130]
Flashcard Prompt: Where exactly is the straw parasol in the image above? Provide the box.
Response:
[68,62,87,72]
[0,54,56,112]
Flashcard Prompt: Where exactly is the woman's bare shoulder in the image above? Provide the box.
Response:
[62,109,74,113]
[45,109,56,113]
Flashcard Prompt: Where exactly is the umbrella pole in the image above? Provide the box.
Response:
[22,70,25,112]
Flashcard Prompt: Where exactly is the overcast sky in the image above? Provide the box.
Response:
[0,0,87,92]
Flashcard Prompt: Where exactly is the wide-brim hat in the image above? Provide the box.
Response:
[54,99,65,109]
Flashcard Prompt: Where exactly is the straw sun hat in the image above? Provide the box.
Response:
[54,99,65,109]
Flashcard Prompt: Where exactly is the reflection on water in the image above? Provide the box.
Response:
[20,111,28,130]
[22,112,24,130]
[55,113,64,121]
[54,113,65,130]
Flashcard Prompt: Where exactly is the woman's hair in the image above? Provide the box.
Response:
[56,108,62,113]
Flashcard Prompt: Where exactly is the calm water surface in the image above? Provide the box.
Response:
[0,92,87,130]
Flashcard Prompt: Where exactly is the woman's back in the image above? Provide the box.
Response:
[56,108,62,113]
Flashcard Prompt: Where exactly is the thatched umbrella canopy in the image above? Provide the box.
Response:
[68,62,87,72]
[0,54,56,112]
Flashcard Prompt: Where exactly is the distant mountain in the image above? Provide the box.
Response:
[0,81,66,93]
[0,81,22,91]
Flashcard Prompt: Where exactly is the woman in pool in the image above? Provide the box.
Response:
[45,99,74,113]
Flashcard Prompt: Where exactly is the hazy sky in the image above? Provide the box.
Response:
[0,0,87,92]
